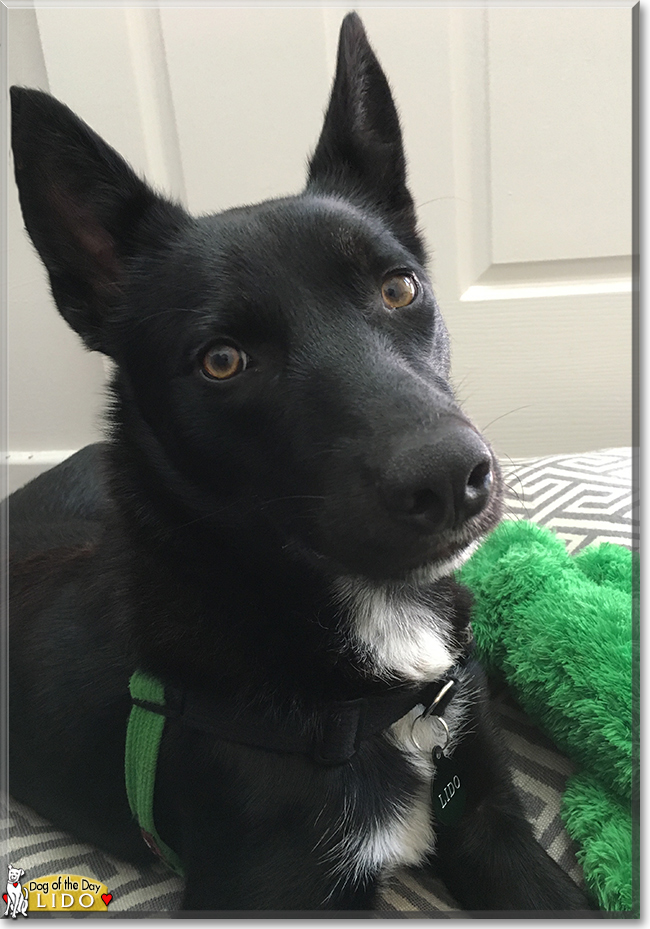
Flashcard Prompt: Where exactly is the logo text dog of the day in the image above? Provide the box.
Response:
[24,874,112,912]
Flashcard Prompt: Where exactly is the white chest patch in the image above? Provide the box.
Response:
[325,545,478,891]
[322,784,434,899]
[322,721,447,897]
[334,542,479,683]
[355,783,435,877]
[324,694,473,897]
[337,579,454,681]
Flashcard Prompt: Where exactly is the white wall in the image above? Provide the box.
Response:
[6,5,634,494]
[7,8,107,492]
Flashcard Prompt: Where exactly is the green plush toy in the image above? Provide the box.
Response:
[458,519,636,913]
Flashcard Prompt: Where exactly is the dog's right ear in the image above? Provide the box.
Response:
[11,87,186,354]
[307,13,422,257]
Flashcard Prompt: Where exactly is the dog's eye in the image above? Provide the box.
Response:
[201,343,248,380]
[381,273,418,309]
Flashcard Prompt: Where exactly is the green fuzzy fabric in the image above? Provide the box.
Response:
[458,520,636,912]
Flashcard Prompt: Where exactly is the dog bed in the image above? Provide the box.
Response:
[4,447,635,915]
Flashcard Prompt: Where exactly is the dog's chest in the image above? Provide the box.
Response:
[327,581,471,886]
[327,706,470,895]
[327,722,443,894]
[366,739,437,873]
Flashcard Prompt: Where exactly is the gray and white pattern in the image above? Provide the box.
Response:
[501,447,634,553]
[2,801,183,914]
[2,448,634,914]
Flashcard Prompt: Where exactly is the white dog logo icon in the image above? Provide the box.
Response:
[3,866,28,919]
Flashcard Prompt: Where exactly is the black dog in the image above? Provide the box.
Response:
[9,13,592,914]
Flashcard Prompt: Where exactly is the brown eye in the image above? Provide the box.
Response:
[381,273,418,309]
[201,343,248,380]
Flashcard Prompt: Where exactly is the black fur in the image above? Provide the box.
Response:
[8,13,593,914]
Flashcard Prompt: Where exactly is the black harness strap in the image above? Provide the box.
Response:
[132,640,476,766]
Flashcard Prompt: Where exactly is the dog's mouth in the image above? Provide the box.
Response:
[404,536,483,584]
[325,472,501,581]
[283,523,486,586]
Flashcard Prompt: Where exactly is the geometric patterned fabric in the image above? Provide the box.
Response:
[501,447,634,553]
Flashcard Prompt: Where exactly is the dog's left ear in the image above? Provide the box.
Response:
[307,12,421,256]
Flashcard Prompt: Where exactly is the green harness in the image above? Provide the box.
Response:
[125,671,184,876]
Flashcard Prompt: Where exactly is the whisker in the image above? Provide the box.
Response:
[130,307,209,327]
[298,441,357,463]
[258,494,326,509]
[500,467,530,519]
[416,196,467,209]
[173,498,250,531]
[481,405,532,434]
[169,493,328,533]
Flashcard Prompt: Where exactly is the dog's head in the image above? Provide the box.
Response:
[7,867,24,884]
[11,13,501,583]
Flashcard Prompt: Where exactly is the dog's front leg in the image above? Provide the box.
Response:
[428,663,594,913]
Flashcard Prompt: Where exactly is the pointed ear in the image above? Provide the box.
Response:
[11,87,186,354]
[307,13,421,255]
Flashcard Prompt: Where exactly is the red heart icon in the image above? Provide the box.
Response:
[101,894,112,906]
[13,884,18,888]
[2,893,7,903]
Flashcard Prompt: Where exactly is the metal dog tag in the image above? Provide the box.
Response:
[432,751,466,827]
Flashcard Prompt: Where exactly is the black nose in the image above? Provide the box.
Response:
[380,425,493,533]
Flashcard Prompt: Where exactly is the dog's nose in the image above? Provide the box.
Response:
[380,425,493,533]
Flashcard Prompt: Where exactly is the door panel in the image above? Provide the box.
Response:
[6,5,634,494]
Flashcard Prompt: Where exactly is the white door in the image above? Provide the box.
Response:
[6,5,634,493]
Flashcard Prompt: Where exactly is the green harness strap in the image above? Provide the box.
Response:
[125,670,185,876]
